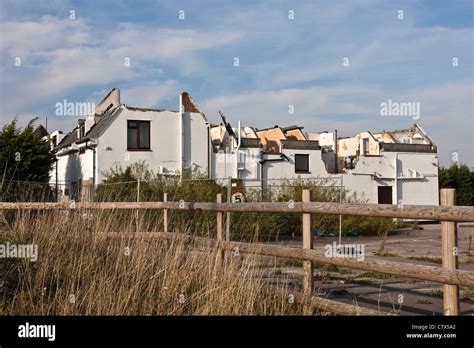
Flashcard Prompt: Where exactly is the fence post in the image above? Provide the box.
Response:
[226,177,231,242]
[136,178,140,232]
[440,188,459,315]
[217,194,223,240]
[216,193,224,265]
[302,189,313,297]
[163,193,168,233]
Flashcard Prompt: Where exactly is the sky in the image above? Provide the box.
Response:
[0,0,472,167]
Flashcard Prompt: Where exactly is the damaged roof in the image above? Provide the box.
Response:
[181,92,208,122]
[375,124,435,145]
[281,139,320,150]
[54,102,186,151]
[54,106,121,150]
[75,110,120,145]
[54,126,79,150]
[281,125,304,132]
[125,105,176,113]
[54,88,209,152]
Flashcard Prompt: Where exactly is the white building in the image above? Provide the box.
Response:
[326,124,439,205]
[50,88,210,200]
[210,116,439,206]
[210,117,329,192]
[49,88,439,206]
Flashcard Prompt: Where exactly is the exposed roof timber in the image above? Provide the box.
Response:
[373,124,433,143]
[218,110,236,138]
[339,124,435,146]
[414,124,435,145]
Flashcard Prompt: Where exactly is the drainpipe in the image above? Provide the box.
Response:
[338,175,343,244]
[206,123,211,179]
[92,146,96,194]
[179,94,184,178]
[84,141,96,201]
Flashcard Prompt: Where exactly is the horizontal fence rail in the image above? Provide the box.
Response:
[2,188,473,316]
[101,231,474,287]
[1,201,474,222]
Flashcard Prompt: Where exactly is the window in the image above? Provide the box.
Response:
[295,154,309,173]
[362,138,369,155]
[378,186,393,204]
[127,120,150,150]
[344,156,355,169]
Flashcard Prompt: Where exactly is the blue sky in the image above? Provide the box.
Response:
[0,0,472,166]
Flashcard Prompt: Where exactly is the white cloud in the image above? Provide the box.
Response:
[0,1,472,166]
[0,16,246,118]
[201,84,376,126]
[109,24,244,60]
[202,81,473,166]
[120,80,180,108]
[0,16,93,57]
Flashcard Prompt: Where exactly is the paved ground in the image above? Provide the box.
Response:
[256,223,474,315]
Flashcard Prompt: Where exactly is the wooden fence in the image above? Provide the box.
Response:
[1,188,473,315]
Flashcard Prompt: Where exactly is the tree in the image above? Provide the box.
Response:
[0,118,56,201]
[439,164,474,206]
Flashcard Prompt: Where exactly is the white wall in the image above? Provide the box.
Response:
[212,152,236,179]
[212,147,261,179]
[342,152,439,205]
[237,147,261,181]
[51,106,210,192]
[50,147,95,196]
[213,147,340,189]
[397,152,439,205]
[95,108,209,182]
[264,149,328,180]
[182,111,209,175]
[96,108,180,182]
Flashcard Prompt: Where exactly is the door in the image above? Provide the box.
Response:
[378,186,393,204]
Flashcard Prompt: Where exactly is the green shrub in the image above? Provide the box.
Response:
[94,165,396,239]
[439,164,474,206]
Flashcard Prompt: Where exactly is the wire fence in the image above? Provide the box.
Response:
[0,177,399,243]
[0,177,346,203]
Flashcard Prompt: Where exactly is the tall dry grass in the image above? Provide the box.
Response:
[0,208,304,315]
